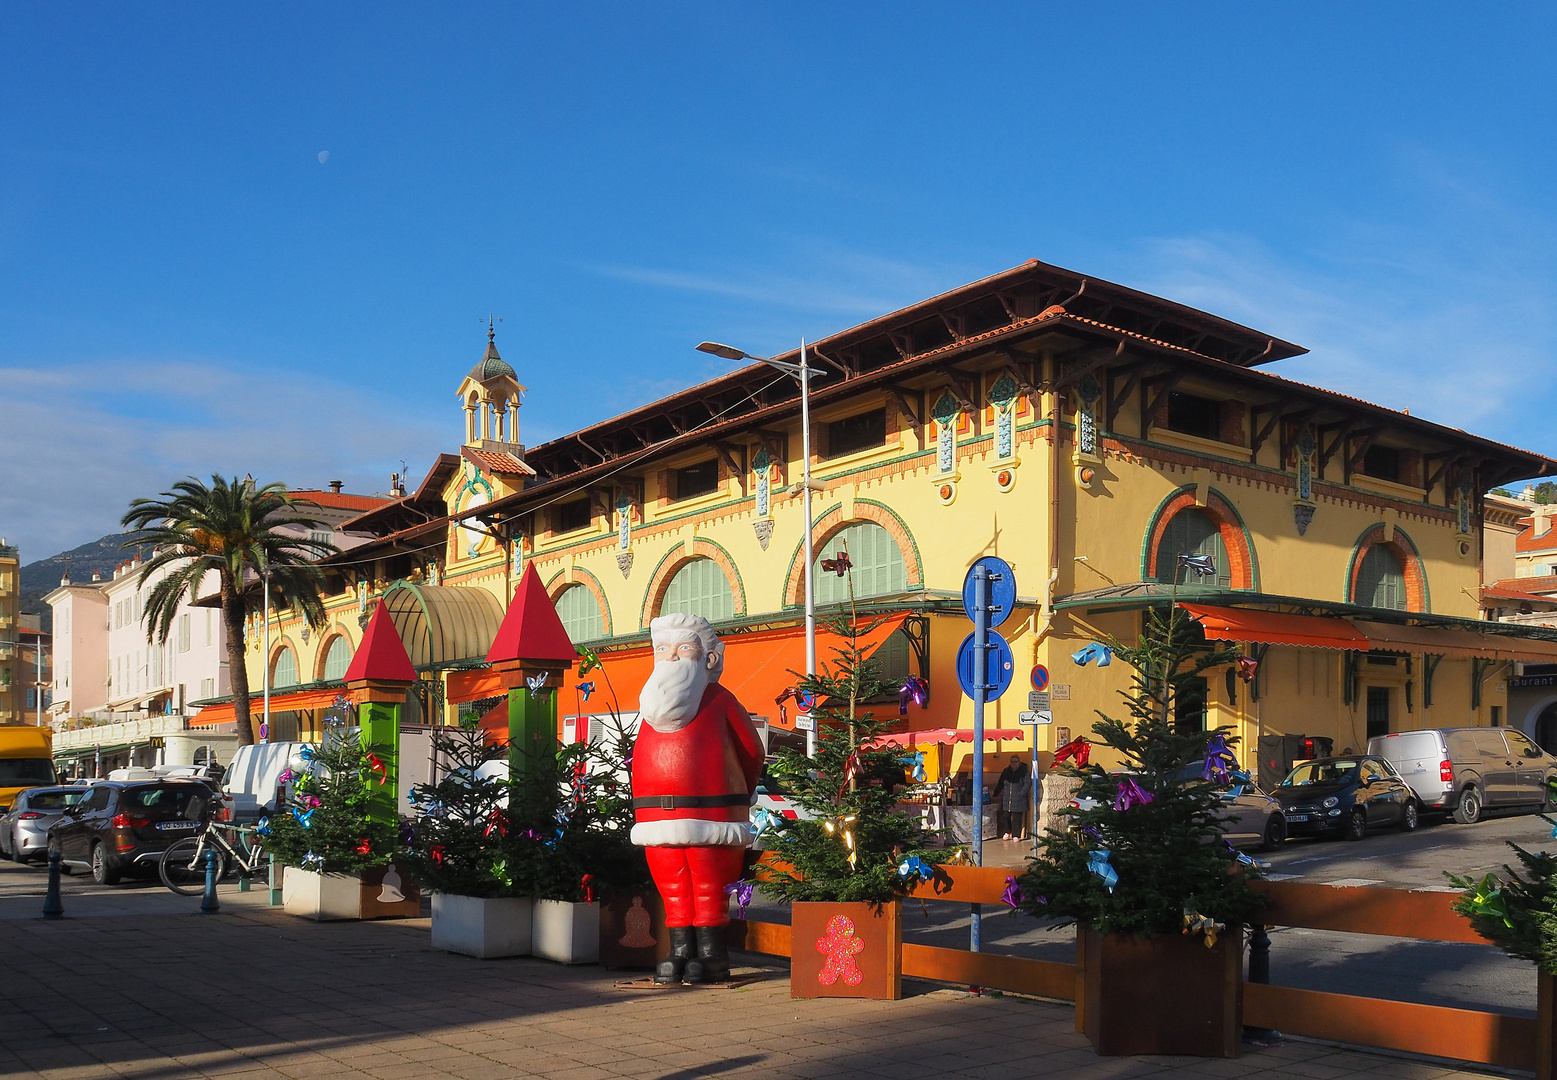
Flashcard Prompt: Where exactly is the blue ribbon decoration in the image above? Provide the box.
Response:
[752,807,781,841]
[301,851,323,869]
[293,808,315,828]
[527,672,549,693]
[1071,642,1113,667]
[897,752,926,783]
[1087,849,1118,892]
[897,855,933,883]
[255,816,271,836]
[576,681,595,702]
[1177,552,1218,578]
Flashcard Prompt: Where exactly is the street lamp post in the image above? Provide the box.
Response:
[260,555,271,744]
[696,339,825,756]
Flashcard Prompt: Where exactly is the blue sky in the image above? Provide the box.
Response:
[4,4,1557,560]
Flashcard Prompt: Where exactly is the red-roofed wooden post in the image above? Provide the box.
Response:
[486,565,577,779]
[343,600,417,826]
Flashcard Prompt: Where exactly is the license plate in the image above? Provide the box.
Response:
[156,821,198,831]
[1286,814,1309,823]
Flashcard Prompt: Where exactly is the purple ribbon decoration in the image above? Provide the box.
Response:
[899,675,929,716]
[1203,733,1236,784]
[1000,875,1023,908]
[1113,778,1154,812]
[725,879,755,918]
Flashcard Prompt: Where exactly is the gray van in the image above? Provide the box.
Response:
[1366,727,1556,824]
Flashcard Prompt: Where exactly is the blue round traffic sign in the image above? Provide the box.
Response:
[1031,664,1049,692]
[962,557,1017,630]
[956,631,1015,700]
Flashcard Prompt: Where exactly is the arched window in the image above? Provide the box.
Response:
[813,522,907,605]
[322,637,353,682]
[661,557,734,622]
[1356,544,1406,610]
[1153,509,1232,588]
[272,647,299,688]
[555,584,605,641]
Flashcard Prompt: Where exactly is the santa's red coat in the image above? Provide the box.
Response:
[631,682,763,847]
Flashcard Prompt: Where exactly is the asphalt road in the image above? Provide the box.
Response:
[1,804,1548,1020]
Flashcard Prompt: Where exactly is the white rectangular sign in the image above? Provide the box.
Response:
[794,715,816,732]
[1018,710,1053,725]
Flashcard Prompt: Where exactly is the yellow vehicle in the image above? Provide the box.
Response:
[0,727,57,811]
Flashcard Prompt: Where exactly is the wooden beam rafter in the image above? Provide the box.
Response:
[887,384,923,427]
[1316,420,1355,479]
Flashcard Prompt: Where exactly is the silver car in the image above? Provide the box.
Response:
[0,786,88,863]
[1367,728,1557,824]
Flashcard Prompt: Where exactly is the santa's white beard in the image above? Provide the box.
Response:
[638,659,711,732]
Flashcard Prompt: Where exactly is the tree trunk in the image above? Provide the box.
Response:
[221,571,254,747]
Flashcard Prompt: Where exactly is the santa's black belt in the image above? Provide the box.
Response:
[632,794,752,809]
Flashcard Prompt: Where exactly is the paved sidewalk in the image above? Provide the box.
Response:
[0,886,1511,1080]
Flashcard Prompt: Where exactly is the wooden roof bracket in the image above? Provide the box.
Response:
[1141,370,1186,432]
[1422,451,1460,503]
[1105,360,1151,431]
[1054,339,1125,391]
[1252,405,1314,458]
[714,441,746,481]
[1316,419,1355,480]
[887,384,923,427]
[1343,428,1382,484]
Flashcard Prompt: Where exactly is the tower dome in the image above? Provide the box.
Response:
[457,321,526,447]
[468,332,517,383]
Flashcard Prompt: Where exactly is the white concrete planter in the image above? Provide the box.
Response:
[282,866,362,920]
[532,899,600,964]
[431,894,533,959]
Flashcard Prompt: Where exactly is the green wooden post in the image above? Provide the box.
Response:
[507,671,558,778]
[359,697,401,826]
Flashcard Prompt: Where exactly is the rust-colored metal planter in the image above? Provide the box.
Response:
[1076,926,1242,1057]
[789,901,902,1000]
[1540,968,1556,1080]
[598,887,668,970]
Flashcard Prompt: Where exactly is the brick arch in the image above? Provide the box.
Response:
[1345,524,1429,612]
[312,624,357,682]
[1140,485,1258,590]
[268,637,302,687]
[639,539,747,630]
[543,566,614,638]
[783,499,924,607]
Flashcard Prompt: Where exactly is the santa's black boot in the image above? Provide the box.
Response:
[656,926,696,985]
[683,925,730,984]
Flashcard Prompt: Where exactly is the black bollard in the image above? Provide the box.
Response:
[1247,922,1270,984]
[200,847,220,914]
[42,850,64,920]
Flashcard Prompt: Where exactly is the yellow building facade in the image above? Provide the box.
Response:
[234,261,1557,782]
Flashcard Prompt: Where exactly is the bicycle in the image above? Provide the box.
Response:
[158,821,268,896]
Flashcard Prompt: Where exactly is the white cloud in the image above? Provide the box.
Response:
[1122,228,1557,459]
[0,358,445,562]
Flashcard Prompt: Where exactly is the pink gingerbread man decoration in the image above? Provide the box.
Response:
[815,914,865,986]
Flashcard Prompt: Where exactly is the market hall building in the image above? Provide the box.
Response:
[191,260,1557,784]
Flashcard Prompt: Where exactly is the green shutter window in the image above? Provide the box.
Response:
[1356,544,1406,610]
[1154,509,1232,588]
[662,558,734,622]
[272,648,299,688]
[872,627,913,683]
[555,583,605,641]
[322,637,353,682]
[813,522,907,605]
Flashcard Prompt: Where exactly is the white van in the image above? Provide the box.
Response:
[223,742,308,823]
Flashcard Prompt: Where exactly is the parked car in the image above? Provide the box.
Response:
[0,786,88,863]
[48,779,221,884]
[1367,728,1556,825]
[222,741,308,823]
[1273,755,1417,841]
[1068,764,1288,851]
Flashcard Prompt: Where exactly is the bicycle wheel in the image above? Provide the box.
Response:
[160,837,225,895]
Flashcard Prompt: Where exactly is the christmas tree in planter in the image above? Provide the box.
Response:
[1014,605,1264,1056]
[263,702,407,919]
[398,700,647,959]
[756,540,944,999]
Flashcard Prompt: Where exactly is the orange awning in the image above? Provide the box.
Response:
[1180,604,1369,651]
[189,687,348,728]
[447,666,506,704]
[540,614,911,730]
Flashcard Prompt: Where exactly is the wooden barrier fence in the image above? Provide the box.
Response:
[727,867,1552,1073]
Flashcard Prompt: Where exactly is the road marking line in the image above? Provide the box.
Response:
[1320,878,1385,887]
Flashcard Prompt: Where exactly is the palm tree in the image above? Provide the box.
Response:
[121,475,339,746]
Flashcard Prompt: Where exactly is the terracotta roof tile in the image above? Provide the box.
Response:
[288,490,393,512]
[462,446,536,476]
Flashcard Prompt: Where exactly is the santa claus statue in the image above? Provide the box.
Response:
[631,612,763,984]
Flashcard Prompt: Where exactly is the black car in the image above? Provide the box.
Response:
[48,780,220,884]
[1273,755,1418,841]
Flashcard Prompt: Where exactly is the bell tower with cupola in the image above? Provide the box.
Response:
[457,320,526,450]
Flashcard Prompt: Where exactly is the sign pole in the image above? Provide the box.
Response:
[970,562,989,954]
